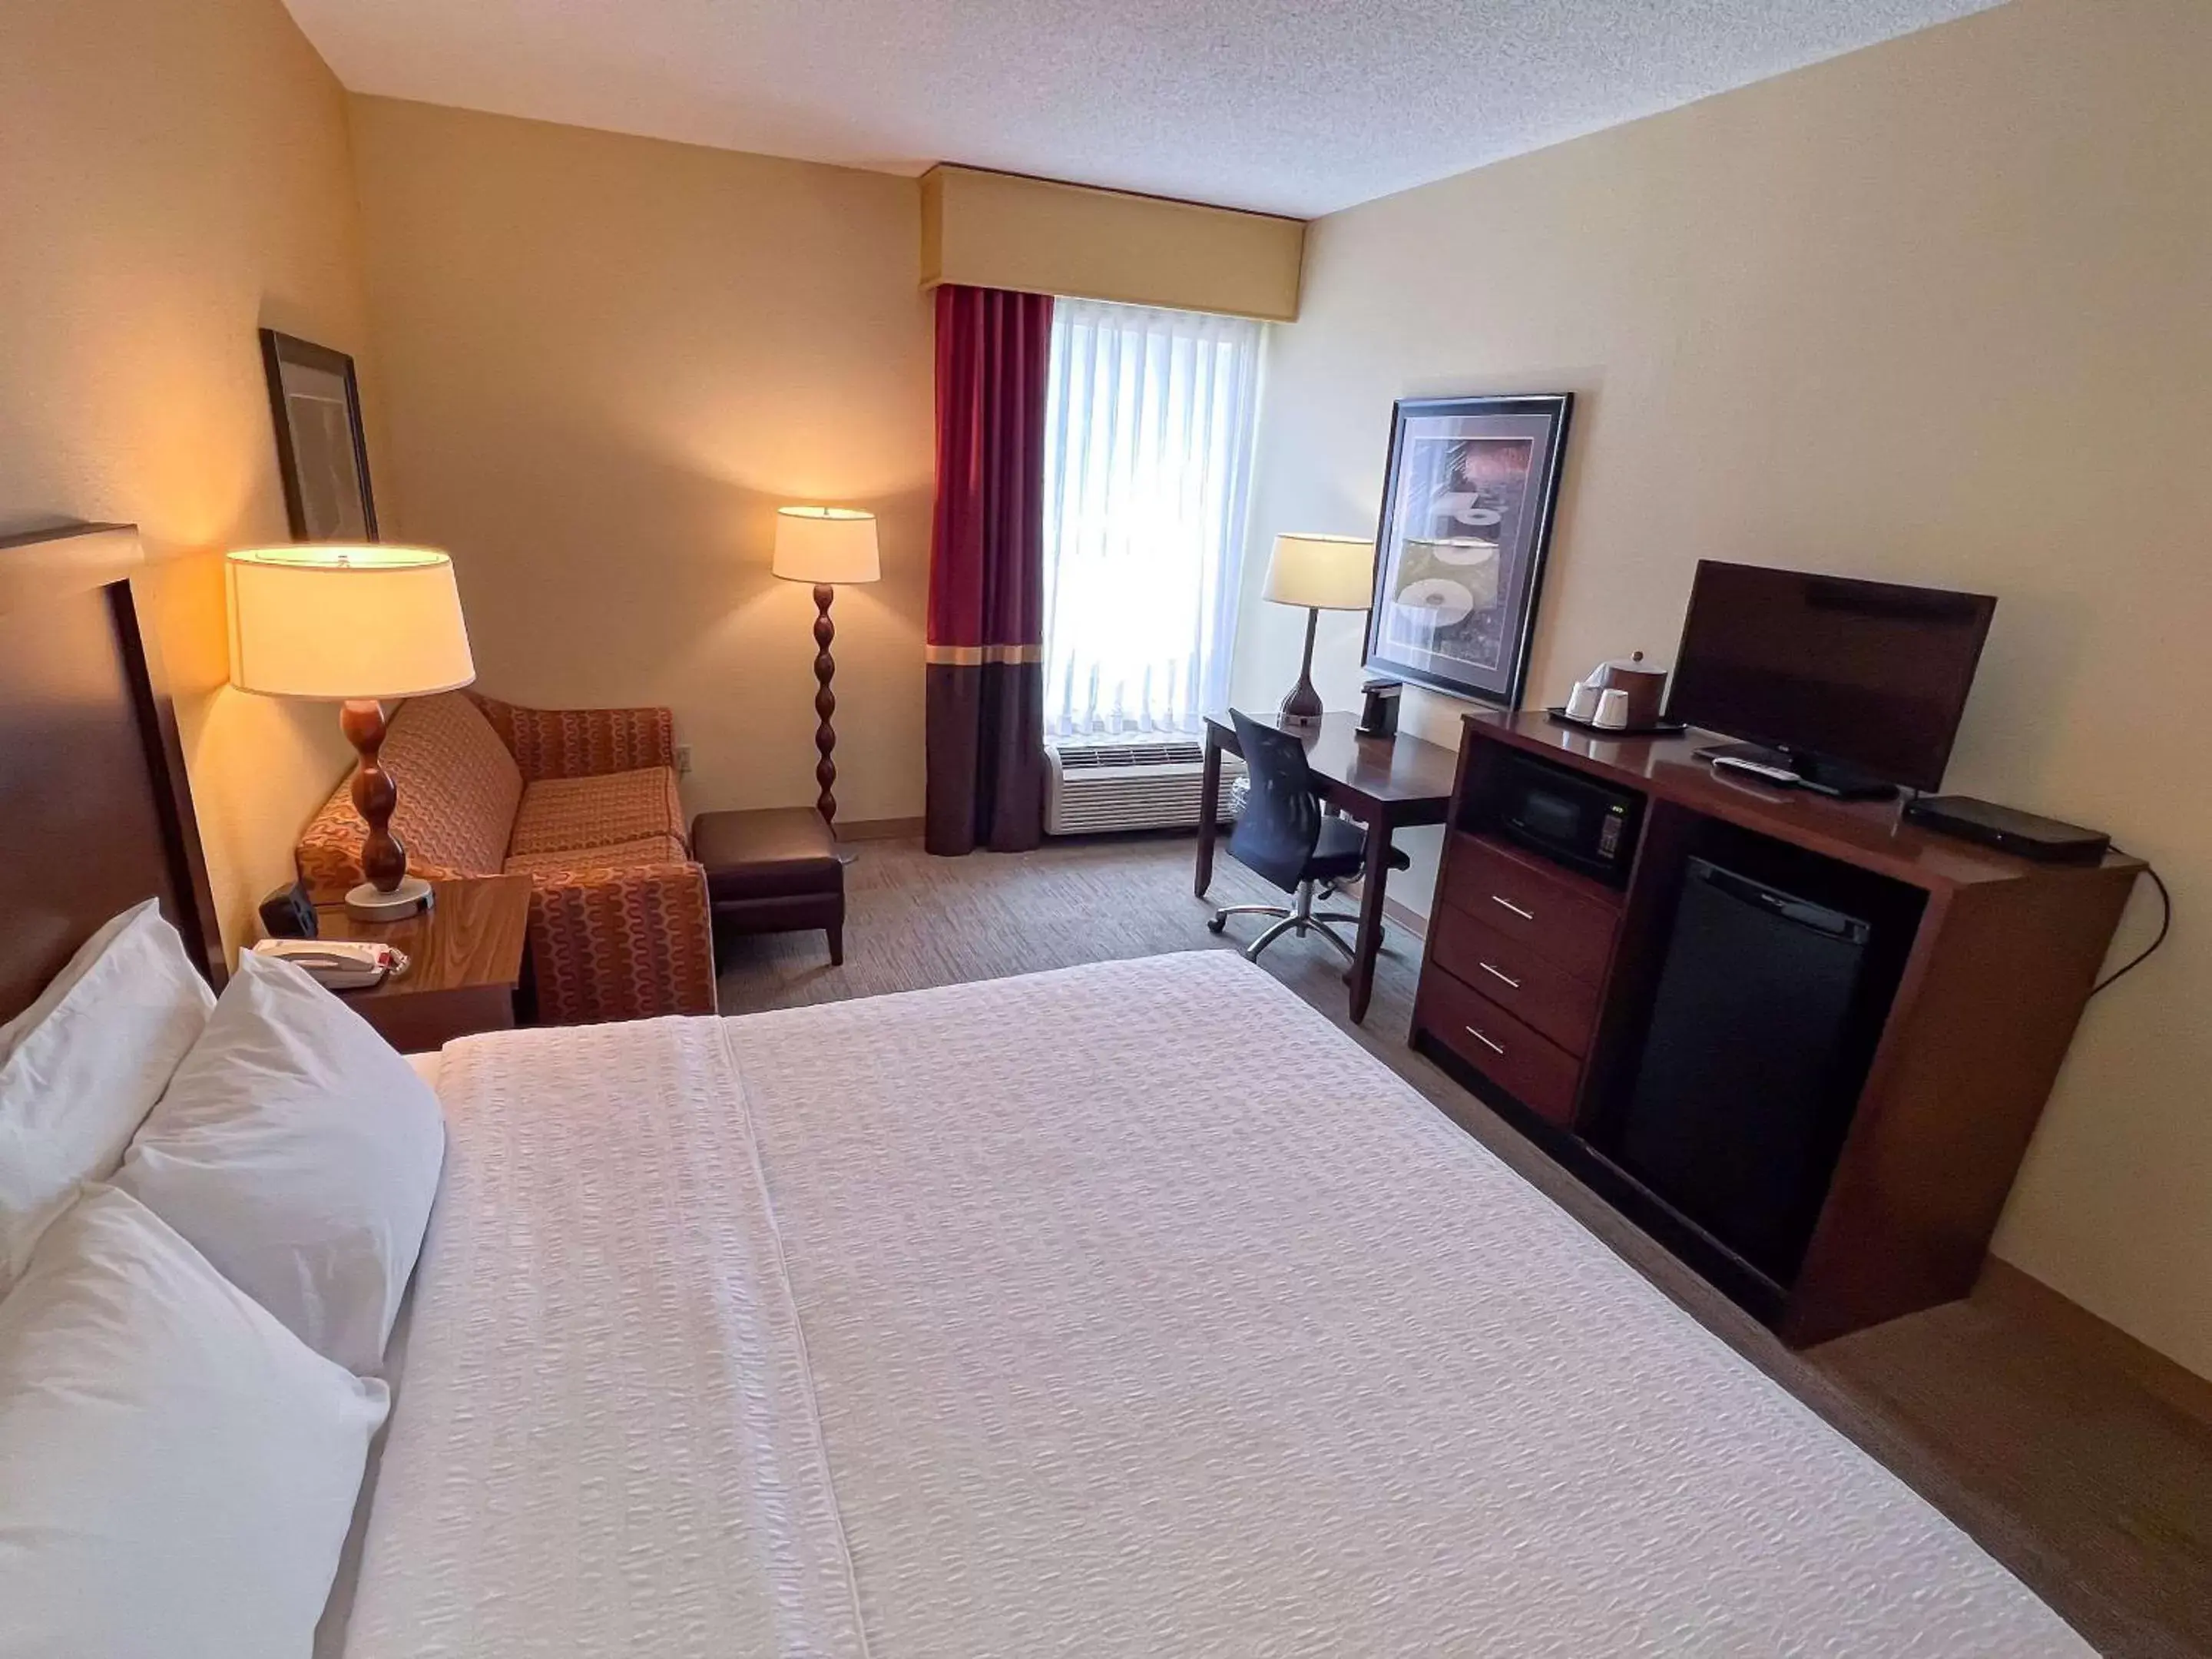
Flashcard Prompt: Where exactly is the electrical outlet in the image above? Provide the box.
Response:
[674,743,693,777]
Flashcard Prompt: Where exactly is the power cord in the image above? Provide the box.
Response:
[2091,860,2171,996]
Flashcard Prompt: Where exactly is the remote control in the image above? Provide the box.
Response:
[1710,755,1802,786]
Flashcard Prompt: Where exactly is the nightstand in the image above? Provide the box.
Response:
[294,875,532,1053]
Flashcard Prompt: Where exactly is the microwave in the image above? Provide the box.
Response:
[1480,750,1644,885]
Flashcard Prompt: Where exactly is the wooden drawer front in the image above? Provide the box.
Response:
[1440,833,1620,983]
[1421,965,1581,1128]
[1429,908,1602,1057]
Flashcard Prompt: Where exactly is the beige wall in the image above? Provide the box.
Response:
[1232,0,2212,1376]
[347,98,935,826]
[922,165,1305,322]
[0,0,372,954]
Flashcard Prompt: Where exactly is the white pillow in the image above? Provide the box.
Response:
[114,949,446,1376]
[0,1186,389,1659]
[0,899,216,1293]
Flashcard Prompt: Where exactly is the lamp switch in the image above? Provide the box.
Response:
[674,743,693,777]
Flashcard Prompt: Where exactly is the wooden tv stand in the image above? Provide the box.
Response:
[1411,710,2141,1345]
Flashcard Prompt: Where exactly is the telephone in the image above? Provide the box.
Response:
[250,939,409,991]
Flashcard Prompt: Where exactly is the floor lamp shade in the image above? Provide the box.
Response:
[226,544,475,919]
[770,508,879,849]
[772,506,881,585]
[1262,533,1374,725]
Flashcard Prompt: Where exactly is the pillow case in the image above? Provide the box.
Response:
[0,899,216,1293]
[114,948,446,1376]
[0,1186,389,1659]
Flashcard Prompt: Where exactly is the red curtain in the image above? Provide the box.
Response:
[924,284,1055,856]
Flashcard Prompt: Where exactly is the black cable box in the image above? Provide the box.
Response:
[1902,795,2111,863]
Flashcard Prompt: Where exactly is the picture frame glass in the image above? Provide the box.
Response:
[278,359,371,541]
[1365,396,1571,707]
[260,329,378,544]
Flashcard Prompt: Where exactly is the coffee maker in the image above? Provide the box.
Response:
[1356,678,1402,738]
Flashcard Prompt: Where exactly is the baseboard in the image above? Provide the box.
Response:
[1382,896,1430,941]
[838,816,926,842]
[1323,883,1428,939]
[1974,1257,2212,1429]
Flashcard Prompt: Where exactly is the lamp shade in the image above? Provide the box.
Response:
[227,544,475,701]
[773,507,880,584]
[1262,533,1374,611]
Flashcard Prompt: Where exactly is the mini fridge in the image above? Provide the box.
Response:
[1603,856,1876,1283]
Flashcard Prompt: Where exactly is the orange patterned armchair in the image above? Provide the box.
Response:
[296,691,716,1026]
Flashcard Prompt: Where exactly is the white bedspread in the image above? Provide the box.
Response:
[343,1014,867,1657]
[345,952,2088,1657]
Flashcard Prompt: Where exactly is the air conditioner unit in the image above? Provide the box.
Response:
[1045,734,1244,836]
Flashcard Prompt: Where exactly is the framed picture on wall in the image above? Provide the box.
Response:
[258,329,379,541]
[1363,393,1572,708]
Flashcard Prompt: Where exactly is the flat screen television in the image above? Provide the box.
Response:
[1664,561,1996,796]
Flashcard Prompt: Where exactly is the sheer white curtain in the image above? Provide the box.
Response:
[1041,298,1264,737]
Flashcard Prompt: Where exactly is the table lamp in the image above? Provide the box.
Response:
[227,544,475,919]
[772,507,880,851]
[1262,533,1375,727]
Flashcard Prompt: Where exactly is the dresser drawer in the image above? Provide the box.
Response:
[1419,964,1582,1128]
[1429,907,1603,1057]
[1439,833,1621,984]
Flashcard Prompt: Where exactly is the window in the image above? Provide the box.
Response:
[1041,297,1264,737]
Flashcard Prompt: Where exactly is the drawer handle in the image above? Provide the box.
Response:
[1465,1025,1505,1055]
[1490,893,1535,921]
[1478,962,1522,991]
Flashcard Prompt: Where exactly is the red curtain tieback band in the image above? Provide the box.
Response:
[924,643,1042,666]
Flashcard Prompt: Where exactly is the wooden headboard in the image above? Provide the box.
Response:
[0,525,224,1024]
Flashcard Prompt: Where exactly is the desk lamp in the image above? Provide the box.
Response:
[1262,533,1375,727]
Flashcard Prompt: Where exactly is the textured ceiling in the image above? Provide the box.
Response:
[284,0,2004,217]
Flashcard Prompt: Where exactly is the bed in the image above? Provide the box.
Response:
[332,953,2088,1657]
[2,526,2088,1656]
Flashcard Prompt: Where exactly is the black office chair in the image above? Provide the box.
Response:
[1207,709,1409,965]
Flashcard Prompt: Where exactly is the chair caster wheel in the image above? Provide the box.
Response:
[1206,916,1227,934]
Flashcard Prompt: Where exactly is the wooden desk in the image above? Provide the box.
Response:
[304,875,532,1053]
[1196,711,1458,1022]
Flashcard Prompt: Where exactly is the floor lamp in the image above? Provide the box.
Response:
[227,544,475,919]
[772,507,880,859]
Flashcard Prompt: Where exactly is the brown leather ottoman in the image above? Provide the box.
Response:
[690,807,845,966]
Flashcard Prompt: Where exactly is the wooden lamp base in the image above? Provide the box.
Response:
[810,584,859,866]
[339,698,432,921]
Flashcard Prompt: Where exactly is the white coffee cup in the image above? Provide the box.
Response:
[1565,680,1602,722]
[1594,687,1631,729]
